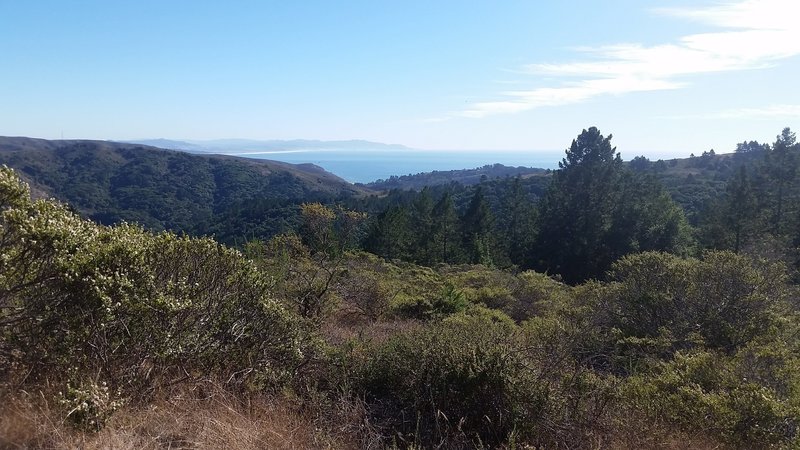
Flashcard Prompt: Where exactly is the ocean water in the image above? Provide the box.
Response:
[236,149,564,184]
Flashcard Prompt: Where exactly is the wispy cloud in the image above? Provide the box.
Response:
[666,104,800,120]
[457,0,800,119]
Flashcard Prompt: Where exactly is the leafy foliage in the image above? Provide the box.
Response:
[533,127,692,283]
[0,166,312,394]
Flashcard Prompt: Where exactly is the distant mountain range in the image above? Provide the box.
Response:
[119,138,412,154]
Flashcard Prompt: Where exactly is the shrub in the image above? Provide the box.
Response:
[59,378,124,432]
[607,251,788,355]
[622,350,798,447]
[352,313,535,447]
[0,166,313,393]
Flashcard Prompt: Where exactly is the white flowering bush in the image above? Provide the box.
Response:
[59,378,124,432]
[0,166,314,392]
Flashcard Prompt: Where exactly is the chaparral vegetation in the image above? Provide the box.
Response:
[2,127,800,448]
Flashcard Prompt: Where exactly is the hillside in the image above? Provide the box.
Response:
[0,136,768,247]
[629,150,764,223]
[2,128,799,448]
[362,163,548,190]
[359,150,754,227]
[0,137,366,240]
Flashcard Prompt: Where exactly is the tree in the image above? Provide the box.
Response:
[726,166,757,252]
[607,171,691,255]
[461,186,495,265]
[502,176,536,267]
[765,128,798,234]
[410,187,435,264]
[364,204,412,260]
[432,192,460,263]
[699,169,758,253]
[735,140,769,157]
[533,127,624,282]
[263,203,365,320]
[629,155,651,172]
[533,127,691,283]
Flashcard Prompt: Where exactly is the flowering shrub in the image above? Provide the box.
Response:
[59,378,124,432]
[0,166,313,392]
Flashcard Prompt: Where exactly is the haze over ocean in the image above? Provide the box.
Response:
[236,149,564,183]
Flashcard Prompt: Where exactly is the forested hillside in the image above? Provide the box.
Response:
[360,128,800,282]
[362,163,547,190]
[0,137,365,241]
[0,134,768,258]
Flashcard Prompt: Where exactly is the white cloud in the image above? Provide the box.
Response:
[458,0,800,119]
[668,104,800,120]
[654,0,799,30]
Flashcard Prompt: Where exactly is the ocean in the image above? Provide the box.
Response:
[234,149,564,184]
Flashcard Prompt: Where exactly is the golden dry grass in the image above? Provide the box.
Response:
[0,386,360,450]
[0,388,729,450]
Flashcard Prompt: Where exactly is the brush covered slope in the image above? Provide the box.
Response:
[2,164,800,449]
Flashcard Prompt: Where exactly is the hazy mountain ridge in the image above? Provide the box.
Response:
[120,138,411,154]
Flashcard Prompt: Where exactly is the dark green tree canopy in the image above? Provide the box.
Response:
[559,127,621,169]
[533,127,690,283]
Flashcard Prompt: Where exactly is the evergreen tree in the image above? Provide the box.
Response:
[533,127,624,282]
[461,186,494,265]
[766,128,798,234]
[364,204,411,260]
[411,187,435,264]
[533,127,690,283]
[726,166,757,252]
[432,192,460,263]
[502,176,535,267]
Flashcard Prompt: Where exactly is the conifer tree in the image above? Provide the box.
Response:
[411,187,435,264]
[432,192,460,263]
[533,127,690,283]
[461,186,494,265]
[766,128,798,234]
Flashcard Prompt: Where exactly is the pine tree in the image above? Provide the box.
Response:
[502,176,535,267]
[411,187,435,264]
[534,127,623,282]
[364,204,411,260]
[533,127,691,283]
[432,192,460,263]
[766,128,798,234]
[461,186,494,265]
[726,166,757,252]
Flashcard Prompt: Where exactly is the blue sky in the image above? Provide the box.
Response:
[1,0,799,158]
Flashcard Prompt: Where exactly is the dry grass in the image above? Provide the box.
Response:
[321,313,422,348]
[0,385,360,450]
[603,414,727,450]
[0,386,729,450]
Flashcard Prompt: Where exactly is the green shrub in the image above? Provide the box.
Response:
[59,377,124,432]
[352,313,536,447]
[622,350,798,447]
[607,251,788,355]
[0,166,313,392]
[442,267,570,321]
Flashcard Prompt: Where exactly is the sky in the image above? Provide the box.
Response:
[1,0,799,159]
